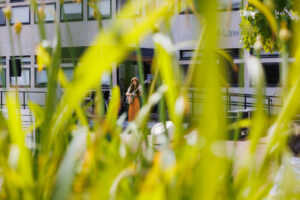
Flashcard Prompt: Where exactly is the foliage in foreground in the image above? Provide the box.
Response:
[0,0,299,199]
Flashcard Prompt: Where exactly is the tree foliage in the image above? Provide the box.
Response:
[240,0,296,53]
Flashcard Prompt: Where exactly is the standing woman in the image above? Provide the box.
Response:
[126,77,142,121]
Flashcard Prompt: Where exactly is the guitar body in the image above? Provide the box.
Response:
[126,96,133,104]
[126,92,136,104]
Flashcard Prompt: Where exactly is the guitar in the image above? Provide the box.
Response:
[126,87,139,104]
[126,80,149,105]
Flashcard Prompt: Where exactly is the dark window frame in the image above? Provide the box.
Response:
[87,0,112,20]
[11,5,31,25]
[34,3,56,24]
[60,1,84,22]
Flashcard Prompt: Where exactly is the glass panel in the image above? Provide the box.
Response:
[10,68,30,86]
[36,4,56,22]
[0,69,6,87]
[263,63,280,87]
[61,2,83,21]
[11,6,30,24]
[180,50,203,60]
[63,68,74,81]
[101,72,111,86]
[88,0,111,18]
[217,54,241,87]
[0,0,6,3]
[0,9,5,25]
[181,50,194,59]
[0,57,6,65]
[35,69,47,87]
[223,48,241,59]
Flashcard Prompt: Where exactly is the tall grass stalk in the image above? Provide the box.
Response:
[0,0,299,199]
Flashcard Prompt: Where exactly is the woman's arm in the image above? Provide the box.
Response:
[126,87,131,96]
[138,85,143,96]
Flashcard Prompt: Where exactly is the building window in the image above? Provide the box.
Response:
[101,72,111,86]
[0,9,5,26]
[180,49,241,60]
[11,6,30,24]
[10,56,31,65]
[88,0,111,19]
[222,48,241,59]
[0,57,6,65]
[217,56,241,87]
[10,68,31,87]
[61,1,83,22]
[0,69,6,87]
[35,69,47,88]
[250,49,280,58]
[117,0,141,16]
[226,63,241,87]
[218,0,241,11]
[62,67,74,81]
[179,50,202,60]
[35,3,56,23]
[61,46,87,64]
[10,0,24,2]
[263,63,280,87]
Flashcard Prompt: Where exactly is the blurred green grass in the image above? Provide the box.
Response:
[0,0,299,199]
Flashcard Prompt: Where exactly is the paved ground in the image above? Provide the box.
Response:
[227,139,268,170]
[121,121,269,168]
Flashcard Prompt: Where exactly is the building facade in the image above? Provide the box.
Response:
[0,0,285,113]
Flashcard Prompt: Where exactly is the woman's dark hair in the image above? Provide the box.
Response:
[288,134,300,156]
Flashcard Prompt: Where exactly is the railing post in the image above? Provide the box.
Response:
[269,98,273,116]
[23,91,25,109]
[192,90,194,117]
[244,94,247,109]
[0,91,2,109]
[267,98,270,116]
[226,88,228,112]
[228,94,231,112]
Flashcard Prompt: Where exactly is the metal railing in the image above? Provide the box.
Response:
[0,91,46,109]
[188,89,282,116]
[225,92,282,115]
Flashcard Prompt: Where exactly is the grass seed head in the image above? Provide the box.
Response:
[2,6,11,20]
[14,21,22,35]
